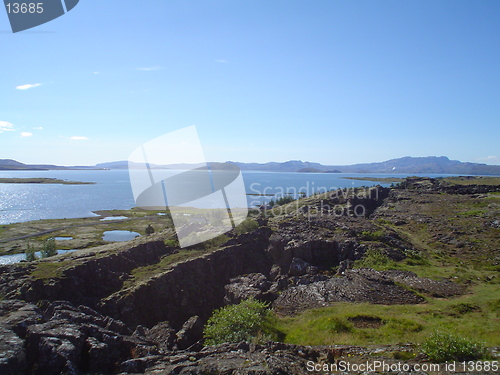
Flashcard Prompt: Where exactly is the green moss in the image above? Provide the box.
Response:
[458,209,487,217]
[30,262,65,280]
[359,230,385,241]
[126,247,217,288]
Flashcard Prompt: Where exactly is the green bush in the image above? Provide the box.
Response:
[203,298,281,345]
[421,331,488,362]
[40,238,57,258]
[234,218,259,236]
[355,249,393,269]
[25,242,38,262]
[275,195,295,206]
[360,230,385,241]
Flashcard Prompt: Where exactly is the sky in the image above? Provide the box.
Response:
[0,0,499,166]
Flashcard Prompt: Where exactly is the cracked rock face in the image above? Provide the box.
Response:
[0,300,159,375]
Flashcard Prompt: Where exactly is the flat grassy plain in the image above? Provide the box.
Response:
[0,208,173,255]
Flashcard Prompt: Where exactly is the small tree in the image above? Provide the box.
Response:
[41,238,57,258]
[25,242,38,262]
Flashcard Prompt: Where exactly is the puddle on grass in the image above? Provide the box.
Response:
[0,249,77,265]
[100,216,128,221]
[54,236,73,240]
[102,230,140,242]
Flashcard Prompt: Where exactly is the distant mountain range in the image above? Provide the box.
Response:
[0,159,101,171]
[1,156,500,175]
[231,156,500,175]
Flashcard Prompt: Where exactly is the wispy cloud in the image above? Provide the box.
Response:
[16,83,42,90]
[20,132,33,137]
[33,126,43,130]
[0,121,15,133]
[136,66,163,71]
[215,59,229,63]
[477,156,500,164]
[70,136,89,140]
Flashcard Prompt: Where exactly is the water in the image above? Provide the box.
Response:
[102,230,140,242]
[0,170,134,224]
[100,216,128,221]
[0,169,462,225]
[0,249,76,265]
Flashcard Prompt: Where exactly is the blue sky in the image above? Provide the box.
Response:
[1,0,499,166]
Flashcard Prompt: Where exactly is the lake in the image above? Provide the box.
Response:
[0,169,456,225]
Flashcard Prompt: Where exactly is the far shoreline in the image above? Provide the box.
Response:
[0,177,95,185]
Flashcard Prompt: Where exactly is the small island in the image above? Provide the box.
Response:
[297,168,341,173]
[0,177,95,185]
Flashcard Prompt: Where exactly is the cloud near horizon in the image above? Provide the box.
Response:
[70,136,89,140]
[0,121,15,133]
[16,83,42,90]
[477,155,500,164]
[136,66,163,71]
[20,132,33,137]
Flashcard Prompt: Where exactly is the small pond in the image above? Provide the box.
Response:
[0,249,77,265]
[54,236,74,240]
[100,216,128,221]
[102,230,140,242]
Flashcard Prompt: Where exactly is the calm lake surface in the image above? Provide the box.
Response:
[0,169,458,225]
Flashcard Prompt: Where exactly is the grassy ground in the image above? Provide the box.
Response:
[442,176,500,185]
[277,281,500,347]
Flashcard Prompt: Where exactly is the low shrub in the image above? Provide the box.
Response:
[360,230,385,241]
[355,249,393,269]
[421,331,488,362]
[203,298,281,345]
[234,218,259,236]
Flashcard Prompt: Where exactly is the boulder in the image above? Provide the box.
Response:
[288,257,310,276]
[175,316,204,350]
